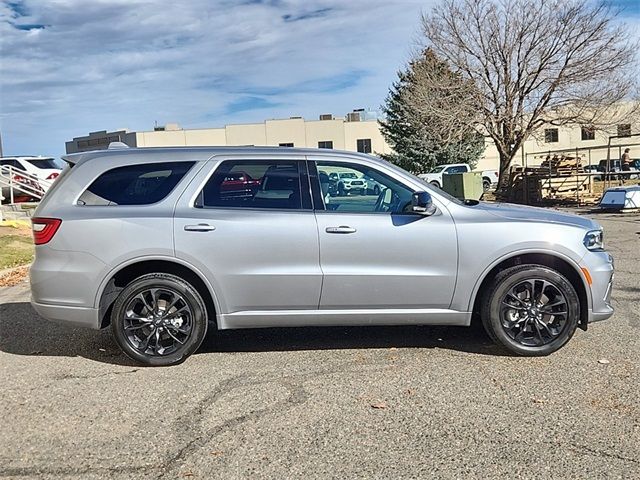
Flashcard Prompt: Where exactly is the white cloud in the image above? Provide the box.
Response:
[0,0,429,155]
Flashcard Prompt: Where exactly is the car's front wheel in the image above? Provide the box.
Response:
[481,265,580,356]
[111,273,208,366]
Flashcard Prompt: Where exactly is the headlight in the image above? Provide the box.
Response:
[583,229,604,251]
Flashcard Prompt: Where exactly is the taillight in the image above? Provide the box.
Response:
[47,172,59,180]
[31,217,62,245]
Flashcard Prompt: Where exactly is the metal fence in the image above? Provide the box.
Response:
[516,134,640,205]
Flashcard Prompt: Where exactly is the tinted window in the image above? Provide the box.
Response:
[199,160,303,210]
[314,161,413,214]
[446,166,467,174]
[78,162,194,206]
[26,158,60,169]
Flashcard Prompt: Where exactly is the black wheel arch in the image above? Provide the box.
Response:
[98,259,217,329]
[471,253,590,331]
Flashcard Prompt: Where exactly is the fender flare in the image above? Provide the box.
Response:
[93,254,224,323]
[466,248,592,313]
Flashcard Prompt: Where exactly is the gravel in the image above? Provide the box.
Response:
[0,209,638,479]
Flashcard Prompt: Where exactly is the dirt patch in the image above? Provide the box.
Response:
[0,265,29,287]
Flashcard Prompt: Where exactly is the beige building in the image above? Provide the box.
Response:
[479,121,640,171]
[66,110,392,158]
[67,111,638,172]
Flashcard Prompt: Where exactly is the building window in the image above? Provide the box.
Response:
[318,141,333,149]
[356,138,372,153]
[581,126,595,141]
[279,143,294,147]
[544,128,559,143]
[617,124,631,137]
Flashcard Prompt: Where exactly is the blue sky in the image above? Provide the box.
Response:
[0,0,427,156]
[0,0,638,157]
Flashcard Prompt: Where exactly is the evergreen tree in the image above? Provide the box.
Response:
[379,49,485,174]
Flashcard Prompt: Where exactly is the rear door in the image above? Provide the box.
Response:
[174,156,322,318]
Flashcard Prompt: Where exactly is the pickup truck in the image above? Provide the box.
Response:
[418,163,499,191]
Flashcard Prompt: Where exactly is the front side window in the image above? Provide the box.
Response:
[78,162,194,206]
[198,160,304,210]
[313,161,413,214]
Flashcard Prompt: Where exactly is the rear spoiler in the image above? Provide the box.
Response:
[61,142,130,166]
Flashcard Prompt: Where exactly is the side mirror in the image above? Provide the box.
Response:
[412,191,437,216]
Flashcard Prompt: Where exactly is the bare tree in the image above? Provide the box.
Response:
[421,0,639,187]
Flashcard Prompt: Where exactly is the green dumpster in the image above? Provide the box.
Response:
[442,172,483,201]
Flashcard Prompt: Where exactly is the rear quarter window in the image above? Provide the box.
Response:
[77,162,194,206]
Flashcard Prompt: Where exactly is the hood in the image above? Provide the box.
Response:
[477,202,597,230]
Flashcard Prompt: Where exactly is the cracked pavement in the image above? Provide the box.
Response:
[0,209,638,479]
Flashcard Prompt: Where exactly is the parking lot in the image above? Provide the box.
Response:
[0,208,638,479]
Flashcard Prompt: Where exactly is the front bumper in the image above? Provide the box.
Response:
[582,251,614,323]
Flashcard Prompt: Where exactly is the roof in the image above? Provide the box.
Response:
[61,145,378,165]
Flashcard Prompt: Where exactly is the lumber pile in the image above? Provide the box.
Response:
[539,155,585,175]
[497,162,594,204]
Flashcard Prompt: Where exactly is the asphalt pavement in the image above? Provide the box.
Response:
[0,209,638,479]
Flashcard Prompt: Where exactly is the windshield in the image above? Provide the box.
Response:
[339,172,357,179]
[26,158,61,169]
[429,166,445,173]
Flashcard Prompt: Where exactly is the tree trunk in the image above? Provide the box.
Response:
[497,150,515,191]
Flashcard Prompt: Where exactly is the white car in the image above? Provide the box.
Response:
[0,156,62,192]
[329,171,367,195]
[419,163,498,192]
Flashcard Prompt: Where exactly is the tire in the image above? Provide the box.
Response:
[430,181,440,189]
[483,179,491,192]
[111,273,208,366]
[481,264,579,356]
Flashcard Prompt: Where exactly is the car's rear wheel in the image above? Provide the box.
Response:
[111,273,208,366]
[481,265,579,356]
[482,179,491,192]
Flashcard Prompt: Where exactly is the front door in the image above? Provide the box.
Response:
[312,159,458,310]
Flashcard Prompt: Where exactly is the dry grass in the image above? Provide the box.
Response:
[0,224,34,270]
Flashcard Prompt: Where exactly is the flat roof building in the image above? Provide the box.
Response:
[66,110,392,158]
[67,111,639,172]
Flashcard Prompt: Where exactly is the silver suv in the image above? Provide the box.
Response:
[30,146,614,365]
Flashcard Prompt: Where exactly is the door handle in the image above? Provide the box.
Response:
[184,224,216,232]
[325,226,357,234]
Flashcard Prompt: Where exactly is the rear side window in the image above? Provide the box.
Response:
[197,160,305,210]
[78,162,194,206]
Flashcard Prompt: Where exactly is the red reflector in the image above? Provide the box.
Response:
[31,217,62,245]
[47,172,59,180]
